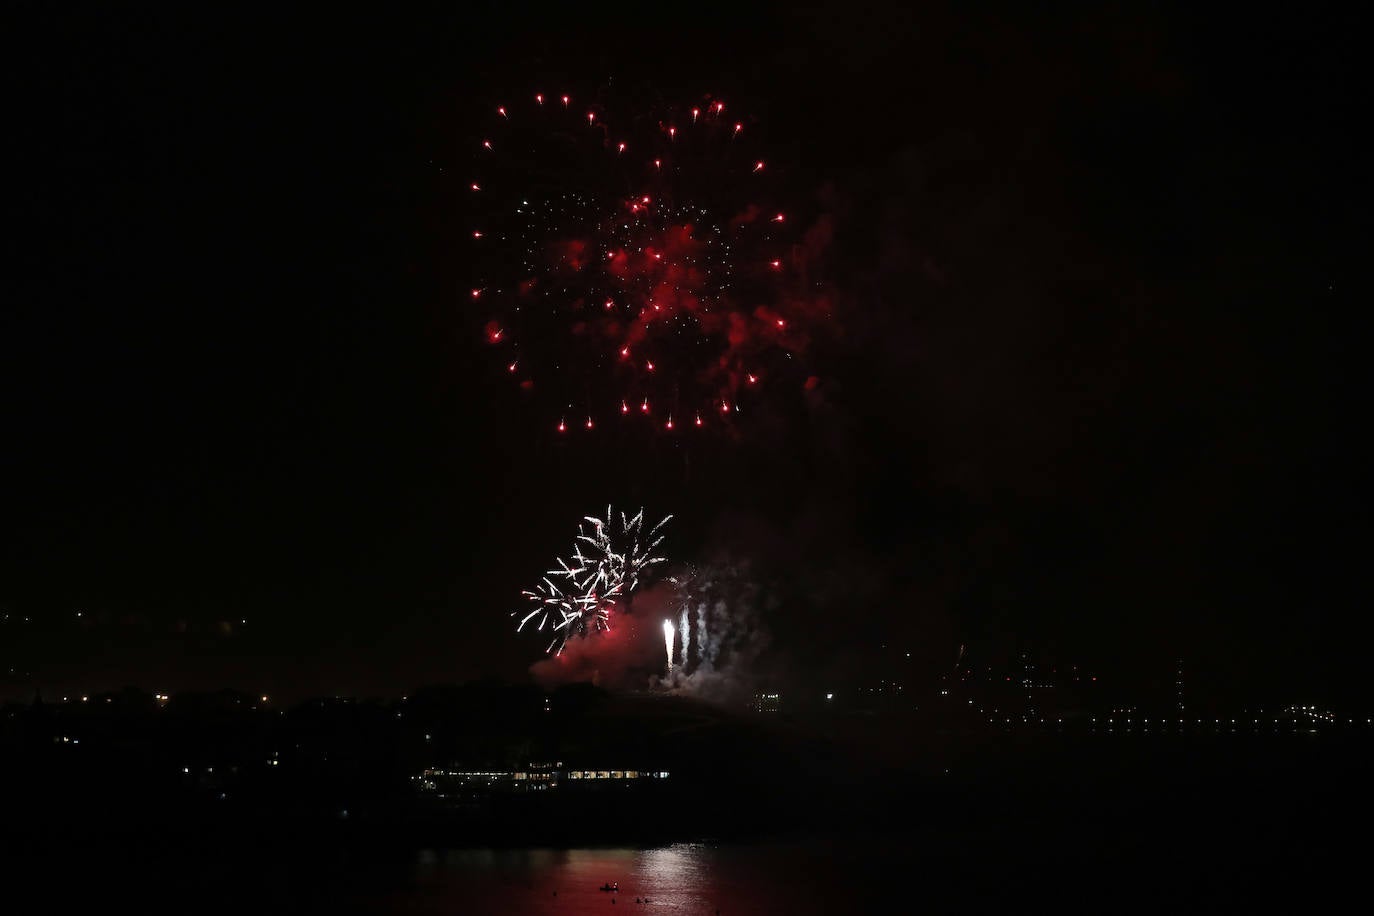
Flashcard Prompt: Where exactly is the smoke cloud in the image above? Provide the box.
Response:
[528,560,775,706]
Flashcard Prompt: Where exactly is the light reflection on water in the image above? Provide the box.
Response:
[394,841,851,915]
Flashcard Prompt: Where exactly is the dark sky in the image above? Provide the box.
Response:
[5,3,1366,703]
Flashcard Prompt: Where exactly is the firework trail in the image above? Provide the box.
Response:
[663,619,675,673]
[513,506,671,655]
[464,87,831,435]
[679,605,690,667]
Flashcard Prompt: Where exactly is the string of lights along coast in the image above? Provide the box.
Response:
[466,89,828,436]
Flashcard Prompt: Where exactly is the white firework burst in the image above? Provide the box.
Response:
[513,506,671,654]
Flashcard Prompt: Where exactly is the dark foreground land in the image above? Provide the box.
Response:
[3,686,1369,912]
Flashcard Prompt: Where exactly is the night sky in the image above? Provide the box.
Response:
[5,3,1366,703]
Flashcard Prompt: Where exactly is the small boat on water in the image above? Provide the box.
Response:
[599,882,619,892]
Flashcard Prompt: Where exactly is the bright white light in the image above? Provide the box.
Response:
[663,620,675,671]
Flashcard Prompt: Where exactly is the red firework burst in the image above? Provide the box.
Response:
[465,88,829,435]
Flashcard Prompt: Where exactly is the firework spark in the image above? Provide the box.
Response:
[465,88,828,435]
[513,507,671,655]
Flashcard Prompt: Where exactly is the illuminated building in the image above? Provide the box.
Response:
[750,693,781,713]
[413,762,669,799]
